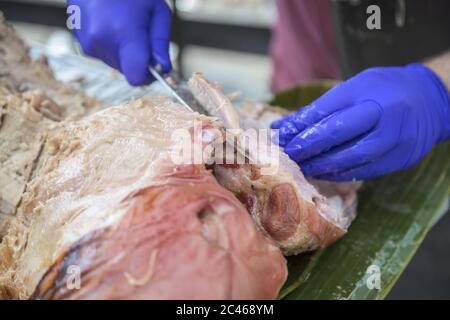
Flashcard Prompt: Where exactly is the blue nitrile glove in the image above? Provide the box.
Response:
[68,0,172,86]
[271,64,450,181]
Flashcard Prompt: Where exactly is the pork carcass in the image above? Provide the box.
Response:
[0,97,287,299]
[188,73,360,255]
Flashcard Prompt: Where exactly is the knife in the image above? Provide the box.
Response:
[149,66,253,163]
[149,65,206,114]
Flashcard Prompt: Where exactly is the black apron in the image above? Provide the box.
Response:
[332,0,450,78]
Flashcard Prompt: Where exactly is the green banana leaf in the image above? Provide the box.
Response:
[270,82,450,300]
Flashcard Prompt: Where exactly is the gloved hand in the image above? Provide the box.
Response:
[272,64,450,181]
[68,0,172,85]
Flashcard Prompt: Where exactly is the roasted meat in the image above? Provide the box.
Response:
[0,97,287,299]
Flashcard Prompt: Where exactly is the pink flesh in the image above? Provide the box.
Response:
[261,183,301,242]
[34,168,287,300]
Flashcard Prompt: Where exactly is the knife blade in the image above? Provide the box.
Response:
[149,65,194,112]
[150,66,251,164]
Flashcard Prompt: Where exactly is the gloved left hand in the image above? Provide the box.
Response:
[68,0,172,86]
[272,64,450,181]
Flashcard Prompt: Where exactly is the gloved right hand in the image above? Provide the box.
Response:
[68,0,172,86]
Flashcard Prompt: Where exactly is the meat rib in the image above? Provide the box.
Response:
[188,73,359,255]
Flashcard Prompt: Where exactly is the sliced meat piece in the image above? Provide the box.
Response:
[0,97,286,299]
[188,73,359,255]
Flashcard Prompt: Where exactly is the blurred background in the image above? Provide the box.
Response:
[0,0,448,299]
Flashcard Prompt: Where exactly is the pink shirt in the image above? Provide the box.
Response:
[271,0,340,91]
